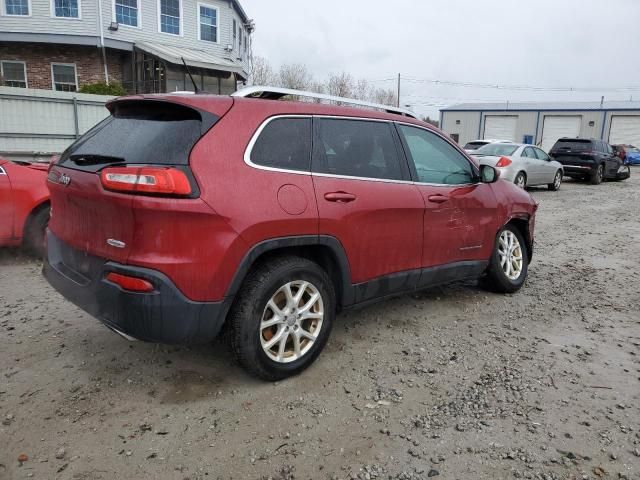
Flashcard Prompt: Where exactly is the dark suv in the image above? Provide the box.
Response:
[549,138,630,184]
[43,87,538,380]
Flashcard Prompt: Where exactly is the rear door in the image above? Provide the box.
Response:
[311,117,424,291]
[47,100,219,263]
[0,162,14,240]
[521,146,541,184]
[533,147,557,183]
[396,123,498,270]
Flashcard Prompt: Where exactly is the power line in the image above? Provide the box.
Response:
[401,76,640,92]
[368,75,640,92]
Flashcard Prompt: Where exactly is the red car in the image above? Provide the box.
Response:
[0,158,50,256]
[43,88,538,380]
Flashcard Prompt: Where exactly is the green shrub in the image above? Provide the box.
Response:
[78,82,127,96]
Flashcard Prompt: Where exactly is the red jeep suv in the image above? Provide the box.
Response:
[44,87,537,380]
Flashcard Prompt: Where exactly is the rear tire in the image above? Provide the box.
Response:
[548,170,562,191]
[590,164,604,185]
[514,172,527,189]
[23,206,50,258]
[228,256,335,381]
[483,224,528,294]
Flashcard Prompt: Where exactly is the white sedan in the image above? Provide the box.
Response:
[472,143,564,190]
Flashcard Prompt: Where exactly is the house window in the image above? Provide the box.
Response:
[198,4,217,42]
[159,0,180,35]
[1,61,27,88]
[51,63,77,92]
[233,18,237,48]
[53,0,79,17]
[115,0,138,26]
[5,0,29,15]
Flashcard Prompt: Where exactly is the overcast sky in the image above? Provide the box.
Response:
[241,0,640,118]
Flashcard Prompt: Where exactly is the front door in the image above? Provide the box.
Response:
[0,163,14,240]
[395,124,498,270]
[312,117,424,293]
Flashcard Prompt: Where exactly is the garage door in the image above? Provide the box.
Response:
[541,116,582,152]
[609,116,640,147]
[483,116,517,142]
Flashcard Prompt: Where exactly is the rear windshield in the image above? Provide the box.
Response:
[463,141,487,150]
[474,144,519,156]
[552,139,592,151]
[58,100,218,172]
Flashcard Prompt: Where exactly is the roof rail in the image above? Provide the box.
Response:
[231,85,418,119]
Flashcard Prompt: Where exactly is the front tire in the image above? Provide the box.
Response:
[228,256,335,381]
[590,164,604,185]
[548,170,562,191]
[483,224,528,293]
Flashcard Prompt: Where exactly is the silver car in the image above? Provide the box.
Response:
[472,143,564,190]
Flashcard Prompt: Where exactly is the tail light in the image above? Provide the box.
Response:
[495,156,512,168]
[100,167,192,196]
[105,272,154,293]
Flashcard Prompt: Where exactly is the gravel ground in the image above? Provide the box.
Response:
[1,173,639,480]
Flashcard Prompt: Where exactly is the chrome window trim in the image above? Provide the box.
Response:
[0,166,6,175]
[243,114,479,188]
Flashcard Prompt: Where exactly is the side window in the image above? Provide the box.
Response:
[606,143,613,155]
[250,118,312,172]
[314,118,403,181]
[397,124,475,185]
[534,148,549,161]
[522,147,536,158]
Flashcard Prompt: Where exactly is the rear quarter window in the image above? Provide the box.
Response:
[250,117,312,172]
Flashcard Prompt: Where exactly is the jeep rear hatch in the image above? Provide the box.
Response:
[47,98,224,264]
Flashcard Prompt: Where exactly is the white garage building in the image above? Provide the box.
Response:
[439,101,640,151]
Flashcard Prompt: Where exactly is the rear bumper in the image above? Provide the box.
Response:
[42,231,231,344]
[560,163,595,176]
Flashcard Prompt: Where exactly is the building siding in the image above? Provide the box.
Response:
[442,109,640,149]
[1,0,251,74]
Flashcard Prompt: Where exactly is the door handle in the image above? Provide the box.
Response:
[427,194,449,204]
[324,191,356,203]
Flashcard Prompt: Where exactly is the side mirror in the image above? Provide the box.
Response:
[480,164,500,183]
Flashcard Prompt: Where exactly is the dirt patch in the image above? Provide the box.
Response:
[1,174,639,479]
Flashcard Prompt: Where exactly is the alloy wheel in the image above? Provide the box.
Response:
[259,281,324,363]
[515,174,526,188]
[497,230,523,281]
[554,171,562,189]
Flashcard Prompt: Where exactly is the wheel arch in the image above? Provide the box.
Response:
[225,236,353,309]
[504,215,533,262]
[20,199,50,240]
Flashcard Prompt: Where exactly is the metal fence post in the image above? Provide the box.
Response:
[72,96,80,139]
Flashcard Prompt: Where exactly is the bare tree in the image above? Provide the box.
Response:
[249,55,275,86]
[353,78,371,101]
[326,72,354,99]
[370,87,398,107]
[278,63,312,90]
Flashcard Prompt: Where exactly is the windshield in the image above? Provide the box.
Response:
[463,141,487,150]
[474,144,519,156]
[626,146,639,153]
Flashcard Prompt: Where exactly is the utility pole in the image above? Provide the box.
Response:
[397,73,401,108]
